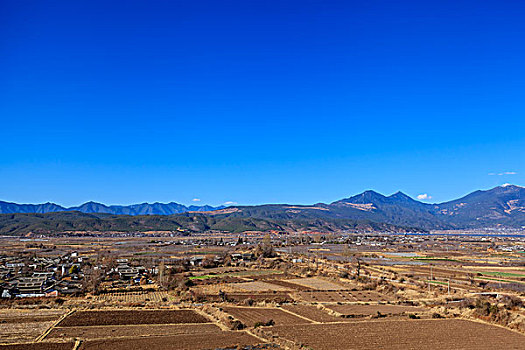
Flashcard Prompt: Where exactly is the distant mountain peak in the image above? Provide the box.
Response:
[389,191,412,199]
[500,183,523,189]
[362,189,382,195]
[0,201,222,216]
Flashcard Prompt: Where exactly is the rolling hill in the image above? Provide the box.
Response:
[1,185,524,234]
[0,212,420,236]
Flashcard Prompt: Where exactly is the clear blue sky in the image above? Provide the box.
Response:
[1,0,524,207]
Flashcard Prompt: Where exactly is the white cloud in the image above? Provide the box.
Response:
[417,194,432,200]
[489,171,517,176]
[192,198,201,202]
[223,201,237,206]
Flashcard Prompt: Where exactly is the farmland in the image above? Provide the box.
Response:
[0,309,66,344]
[222,306,310,326]
[58,310,209,327]
[94,291,169,303]
[326,304,426,317]
[297,290,396,303]
[229,281,292,292]
[77,332,265,350]
[0,343,74,350]
[281,304,346,322]
[0,232,524,349]
[46,324,222,341]
[284,278,346,290]
[269,319,525,350]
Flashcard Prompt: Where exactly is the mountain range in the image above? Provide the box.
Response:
[0,201,222,216]
[217,185,525,230]
[1,185,524,234]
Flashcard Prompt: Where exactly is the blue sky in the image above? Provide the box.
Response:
[1,0,524,207]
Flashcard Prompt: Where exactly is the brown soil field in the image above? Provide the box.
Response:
[281,304,346,322]
[231,281,292,292]
[285,278,346,290]
[326,304,425,317]
[297,290,395,302]
[79,331,264,350]
[0,316,59,324]
[0,343,73,350]
[46,323,220,340]
[270,319,525,350]
[58,309,209,327]
[222,307,311,326]
[224,292,293,303]
[198,292,293,303]
[192,276,245,285]
[249,273,288,281]
[94,291,169,303]
[264,279,314,291]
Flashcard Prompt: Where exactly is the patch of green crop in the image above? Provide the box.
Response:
[476,271,525,278]
[426,280,448,285]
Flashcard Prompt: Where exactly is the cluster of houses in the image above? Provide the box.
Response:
[0,253,160,298]
[0,247,267,298]
[0,252,84,298]
[112,259,153,285]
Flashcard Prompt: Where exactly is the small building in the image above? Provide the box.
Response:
[16,277,47,297]
[190,256,204,266]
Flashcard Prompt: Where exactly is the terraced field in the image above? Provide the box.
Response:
[284,278,347,290]
[58,309,208,327]
[0,309,66,344]
[326,304,425,317]
[270,319,525,350]
[94,291,169,303]
[264,279,314,291]
[222,307,311,326]
[46,323,221,341]
[78,332,266,350]
[281,304,346,322]
[297,290,395,302]
[230,281,292,292]
[0,343,74,350]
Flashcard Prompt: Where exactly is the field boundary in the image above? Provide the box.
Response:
[72,340,82,350]
[278,307,320,324]
[36,309,75,342]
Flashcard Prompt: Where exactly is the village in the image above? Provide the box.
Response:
[0,231,523,349]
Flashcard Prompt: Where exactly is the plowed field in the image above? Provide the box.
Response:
[46,323,220,340]
[270,319,525,350]
[327,304,425,317]
[78,332,264,350]
[0,343,73,350]
[281,305,346,322]
[58,309,208,327]
[231,281,292,292]
[297,290,395,302]
[222,307,311,326]
[285,278,346,290]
